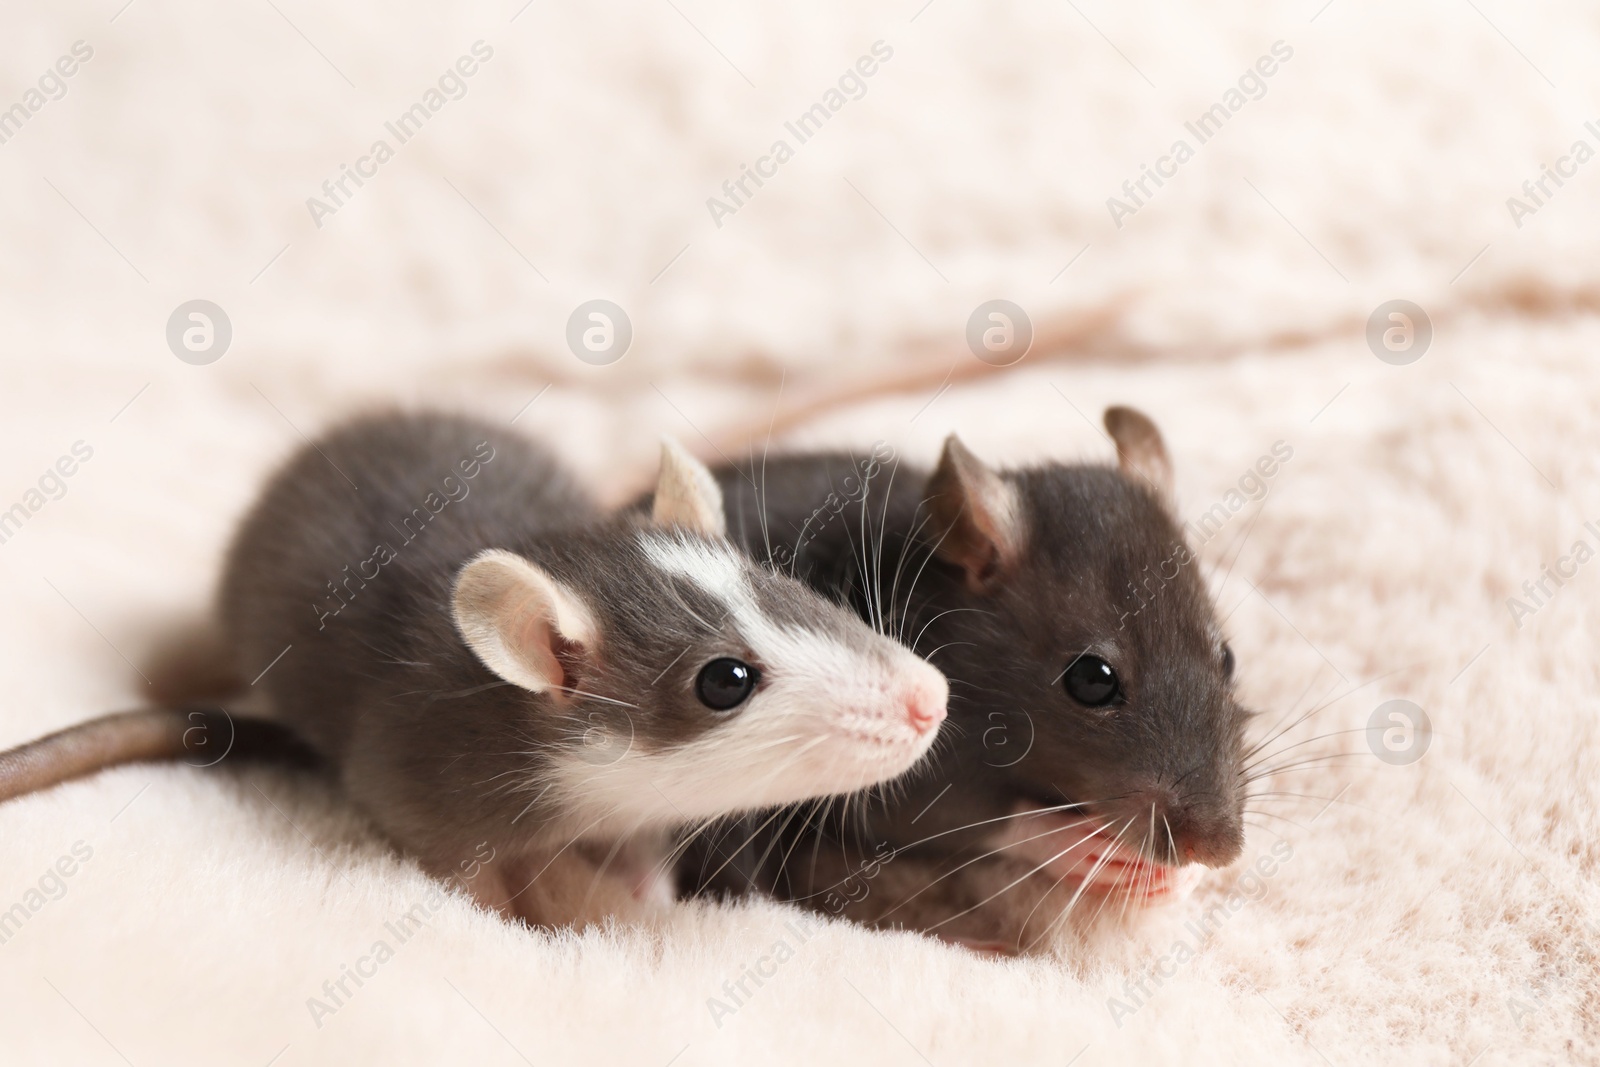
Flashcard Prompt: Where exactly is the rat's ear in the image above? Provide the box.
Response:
[926,435,1023,592]
[452,549,597,697]
[1104,405,1176,513]
[651,437,726,539]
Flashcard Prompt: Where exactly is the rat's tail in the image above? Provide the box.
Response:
[0,707,318,804]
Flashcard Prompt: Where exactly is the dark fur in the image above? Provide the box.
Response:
[0,412,932,929]
[677,448,1248,902]
[221,413,875,888]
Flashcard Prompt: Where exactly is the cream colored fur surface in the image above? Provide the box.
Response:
[1,0,1597,1063]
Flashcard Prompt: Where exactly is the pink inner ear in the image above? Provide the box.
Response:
[509,608,566,693]
[934,506,1009,593]
[969,535,1003,586]
[928,438,1022,591]
[551,634,587,694]
[945,481,1019,591]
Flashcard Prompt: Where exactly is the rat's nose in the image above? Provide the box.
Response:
[1129,787,1244,868]
[900,666,949,735]
[896,655,940,739]
[906,693,945,734]
[1172,830,1242,869]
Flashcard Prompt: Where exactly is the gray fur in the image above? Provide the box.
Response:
[677,435,1249,907]
[0,411,944,929]
[230,419,685,847]
[221,412,933,912]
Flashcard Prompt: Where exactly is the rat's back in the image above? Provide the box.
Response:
[219,412,597,756]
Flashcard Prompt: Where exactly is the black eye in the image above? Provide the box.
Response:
[695,658,760,711]
[1063,655,1120,707]
[1221,643,1235,679]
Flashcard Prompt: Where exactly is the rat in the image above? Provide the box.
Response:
[0,412,948,930]
[673,406,1249,951]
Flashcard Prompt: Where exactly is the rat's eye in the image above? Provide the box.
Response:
[1062,655,1120,707]
[1221,643,1235,679]
[696,657,760,711]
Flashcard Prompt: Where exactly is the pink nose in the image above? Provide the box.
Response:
[906,694,946,734]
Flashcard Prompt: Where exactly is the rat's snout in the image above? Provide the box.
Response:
[897,658,949,736]
[1125,785,1244,869]
[1170,825,1243,869]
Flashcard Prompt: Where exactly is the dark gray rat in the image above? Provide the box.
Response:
[0,412,948,930]
[675,406,1250,950]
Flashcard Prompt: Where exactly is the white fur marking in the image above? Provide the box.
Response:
[544,533,948,830]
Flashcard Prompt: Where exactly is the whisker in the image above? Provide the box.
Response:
[543,685,641,710]
[1021,817,1137,952]
[865,817,1109,919]
[923,817,1126,935]
[1241,728,1371,773]
[908,607,996,659]
[873,797,1102,856]
[1242,752,1363,781]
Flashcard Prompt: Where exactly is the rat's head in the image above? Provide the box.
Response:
[912,407,1248,885]
[451,439,948,830]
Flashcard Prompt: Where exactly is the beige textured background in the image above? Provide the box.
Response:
[0,0,1596,1064]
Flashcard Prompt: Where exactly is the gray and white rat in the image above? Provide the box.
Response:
[0,412,948,930]
[676,406,1249,951]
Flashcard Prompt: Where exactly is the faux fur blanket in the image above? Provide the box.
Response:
[2,1,1596,1064]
